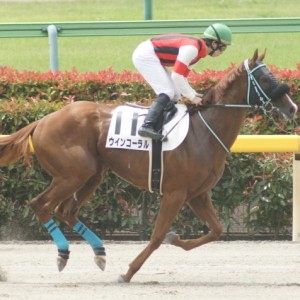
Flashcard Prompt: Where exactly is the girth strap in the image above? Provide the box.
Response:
[149,140,163,194]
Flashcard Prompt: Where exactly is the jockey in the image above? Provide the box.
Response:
[132,23,232,140]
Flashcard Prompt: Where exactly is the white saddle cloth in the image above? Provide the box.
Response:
[105,104,189,151]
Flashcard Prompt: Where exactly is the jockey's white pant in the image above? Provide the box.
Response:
[132,40,181,101]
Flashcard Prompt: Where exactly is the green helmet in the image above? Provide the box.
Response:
[203,23,232,45]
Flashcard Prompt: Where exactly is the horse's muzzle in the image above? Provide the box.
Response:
[270,83,290,100]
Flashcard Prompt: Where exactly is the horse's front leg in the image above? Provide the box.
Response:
[165,193,223,251]
[119,190,186,283]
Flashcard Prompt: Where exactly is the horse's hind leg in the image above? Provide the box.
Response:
[29,175,96,271]
[165,193,223,250]
[54,168,107,270]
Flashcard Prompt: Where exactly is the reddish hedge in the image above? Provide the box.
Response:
[1,64,300,104]
[0,65,299,240]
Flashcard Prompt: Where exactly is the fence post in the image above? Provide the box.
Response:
[293,153,300,241]
[47,25,59,72]
[144,0,152,20]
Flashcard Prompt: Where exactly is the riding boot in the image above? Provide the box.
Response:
[138,93,171,140]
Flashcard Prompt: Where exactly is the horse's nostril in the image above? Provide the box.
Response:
[290,106,297,115]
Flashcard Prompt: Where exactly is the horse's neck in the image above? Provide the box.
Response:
[201,85,248,150]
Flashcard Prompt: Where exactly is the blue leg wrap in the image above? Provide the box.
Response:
[44,219,69,251]
[73,220,103,249]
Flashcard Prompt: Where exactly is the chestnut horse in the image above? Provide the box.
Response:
[0,49,297,282]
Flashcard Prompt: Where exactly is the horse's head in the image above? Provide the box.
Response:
[246,49,298,119]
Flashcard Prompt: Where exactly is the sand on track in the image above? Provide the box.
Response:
[1,240,300,300]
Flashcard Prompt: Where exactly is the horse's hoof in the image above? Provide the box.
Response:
[164,231,178,244]
[117,275,129,283]
[94,255,106,271]
[56,256,68,272]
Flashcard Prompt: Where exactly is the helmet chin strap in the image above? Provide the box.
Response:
[209,45,218,56]
[208,25,222,56]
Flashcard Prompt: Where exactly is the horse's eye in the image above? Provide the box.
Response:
[259,76,270,88]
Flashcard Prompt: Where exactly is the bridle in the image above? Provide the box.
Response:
[244,59,273,109]
[201,59,274,110]
[198,59,282,153]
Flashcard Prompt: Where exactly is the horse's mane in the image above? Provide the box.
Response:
[186,62,245,114]
[205,62,244,105]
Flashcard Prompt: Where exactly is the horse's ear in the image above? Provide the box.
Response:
[249,49,259,67]
[258,48,267,62]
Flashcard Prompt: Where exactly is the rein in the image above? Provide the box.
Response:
[198,110,230,152]
[198,59,274,153]
[201,103,252,108]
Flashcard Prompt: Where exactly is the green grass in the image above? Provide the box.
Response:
[0,0,300,72]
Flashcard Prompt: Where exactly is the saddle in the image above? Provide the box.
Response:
[126,101,178,138]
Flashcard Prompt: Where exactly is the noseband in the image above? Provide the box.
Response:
[244,59,272,107]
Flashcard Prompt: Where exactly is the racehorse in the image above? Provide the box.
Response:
[0,49,297,283]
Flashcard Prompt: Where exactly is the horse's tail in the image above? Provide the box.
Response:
[0,120,40,167]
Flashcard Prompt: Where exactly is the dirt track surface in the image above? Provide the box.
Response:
[1,240,300,300]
